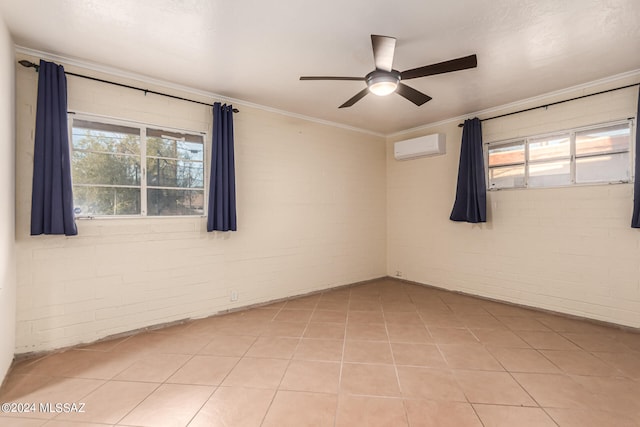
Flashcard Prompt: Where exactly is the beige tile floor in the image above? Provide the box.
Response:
[1,278,639,426]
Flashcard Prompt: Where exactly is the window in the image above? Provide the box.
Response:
[487,140,525,189]
[487,120,633,190]
[70,117,206,217]
[575,123,630,184]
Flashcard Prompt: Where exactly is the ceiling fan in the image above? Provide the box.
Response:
[300,35,477,108]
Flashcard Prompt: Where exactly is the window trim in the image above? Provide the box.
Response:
[485,119,635,191]
[68,113,209,219]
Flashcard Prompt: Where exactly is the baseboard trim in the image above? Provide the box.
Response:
[390,276,640,333]
[11,276,386,363]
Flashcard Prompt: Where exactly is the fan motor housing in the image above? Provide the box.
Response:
[366,69,401,87]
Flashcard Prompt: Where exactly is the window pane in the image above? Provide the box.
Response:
[72,152,140,186]
[71,120,142,215]
[146,135,204,161]
[576,152,630,183]
[576,124,630,156]
[146,159,204,188]
[72,120,140,155]
[73,186,141,216]
[528,135,569,161]
[488,165,525,189]
[488,141,524,166]
[528,160,571,187]
[147,189,205,216]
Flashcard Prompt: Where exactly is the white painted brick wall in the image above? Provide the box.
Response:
[15,55,387,353]
[388,81,640,328]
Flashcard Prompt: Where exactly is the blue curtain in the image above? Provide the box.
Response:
[632,89,640,228]
[450,117,487,223]
[207,102,237,231]
[30,60,77,236]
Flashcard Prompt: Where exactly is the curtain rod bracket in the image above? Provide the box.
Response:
[19,59,39,71]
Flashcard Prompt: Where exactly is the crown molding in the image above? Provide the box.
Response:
[388,68,640,139]
[15,45,385,138]
[16,45,639,140]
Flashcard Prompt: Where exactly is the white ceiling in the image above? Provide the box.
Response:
[1,0,640,135]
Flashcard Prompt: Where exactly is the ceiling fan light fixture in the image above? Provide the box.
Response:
[369,80,397,96]
[366,70,400,96]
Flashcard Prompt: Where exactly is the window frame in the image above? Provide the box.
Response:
[485,119,635,191]
[68,113,208,218]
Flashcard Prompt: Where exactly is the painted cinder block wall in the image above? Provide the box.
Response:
[0,12,17,380]
[387,75,640,328]
[14,54,387,354]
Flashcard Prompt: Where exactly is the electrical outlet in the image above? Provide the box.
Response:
[395,270,402,277]
[230,290,238,302]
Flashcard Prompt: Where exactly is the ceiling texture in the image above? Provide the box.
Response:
[1,0,640,135]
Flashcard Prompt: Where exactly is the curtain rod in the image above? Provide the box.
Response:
[18,60,239,113]
[458,82,639,127]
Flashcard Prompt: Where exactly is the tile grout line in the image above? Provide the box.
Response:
[113,312,262,426]
[333,288,352,427]
[112,333,216,426]
[432,300,483,422]
[507,370,562,427]
[182,319,265,427]
[382,293,412,427]
[259,295,320,427]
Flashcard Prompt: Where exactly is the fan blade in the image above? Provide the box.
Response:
[300,76,365,81]
[400,54,477,80]
[371,35,396,72]
[396,83,432,106]
[339,88,370,108]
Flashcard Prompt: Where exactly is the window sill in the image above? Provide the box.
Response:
[487,180,631,192]
[75,215,206,220]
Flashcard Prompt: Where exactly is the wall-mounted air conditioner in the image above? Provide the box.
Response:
[394,133,446,160]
